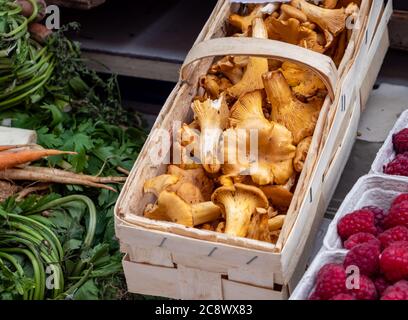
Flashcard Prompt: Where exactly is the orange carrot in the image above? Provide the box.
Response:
[0,149,77,171]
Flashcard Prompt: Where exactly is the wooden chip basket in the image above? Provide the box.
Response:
[115,0,392,299]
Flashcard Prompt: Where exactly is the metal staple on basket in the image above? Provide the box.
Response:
[158,237,167,247]
[246,256,258,265]
[208,247,218,257]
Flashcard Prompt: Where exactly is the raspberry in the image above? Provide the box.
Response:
[314,263,347,299]
[384,201,408,229]
[343,232,380,250]
[393,128,408,154]
[384,153,408,176]
[308,291,321,300]
[343,242,380,276]
[378,226,408,249]
[381,280,408,300]
[337,209,377,241]
[348,275,378,300]
[373,276,391,296]
[330,293,356,300]
[391,193,408,207]
[379,241,408,282]
[362,206,386,232]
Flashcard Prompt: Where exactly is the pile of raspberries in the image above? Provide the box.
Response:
[384,128,408,176]
[308,194,408,300]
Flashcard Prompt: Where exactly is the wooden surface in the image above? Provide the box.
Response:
[62,0,218,81]
[389,11,408,51]
[84,53,181,82]
[394,0,408,11]
[47,0,105,10]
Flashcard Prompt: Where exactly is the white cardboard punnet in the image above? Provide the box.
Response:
[371,109,408,176]
[290,249,346,300]
[324,174,408,251]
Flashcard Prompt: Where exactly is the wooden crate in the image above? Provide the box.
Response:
[115,0,391,299]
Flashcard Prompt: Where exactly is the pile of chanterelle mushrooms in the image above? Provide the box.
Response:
[142,1,359,245]
[228,0,359,67]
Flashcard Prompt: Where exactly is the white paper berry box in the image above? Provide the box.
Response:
[324,174,408,251]
[291,174,408,299]
[289,248,347,300]
[371,109,408,176]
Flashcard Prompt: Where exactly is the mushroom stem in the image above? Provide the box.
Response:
[211,183,269,238]
[227,18,269,98]
[192,202,222,226]
[144,191,221,227]
[290,0,346,36]
[263,70,321,145]
[228,4,264,34]
[269,215,286,231]
[279,4,307,22]
[322,0,338,9]
[224,198,252,237]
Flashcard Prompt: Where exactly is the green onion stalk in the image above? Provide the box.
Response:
[0,194,98,300]
[0,0,54,111]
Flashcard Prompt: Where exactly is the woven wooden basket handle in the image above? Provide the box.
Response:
[181,37,338,100]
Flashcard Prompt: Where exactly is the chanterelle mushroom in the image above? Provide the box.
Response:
[265,16,325,53]
[322,0,338,9]
[199,75,232,99]
[332,30,347,67]
[144,191,221,227]
[211,183,268,237]
[290,0,347,36]
[227,18,269,98]
[143,174,179,197]
[209,56,243,85]
[263,70,321,145]
[265,16,301,45]
[192,95,229,174]
[166,165,214,203]
[228,4,264,34]
[299,26,328,53]
[225,90,296,185]
[173,141,201,170]
[261,185,294,209]
[247,213,271,242]
[294,136,312,172]
[280,61,327,99]
[218,175,234,187]
[178,123,199,149]
[279,4,307,22]
[268,215,286,231]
